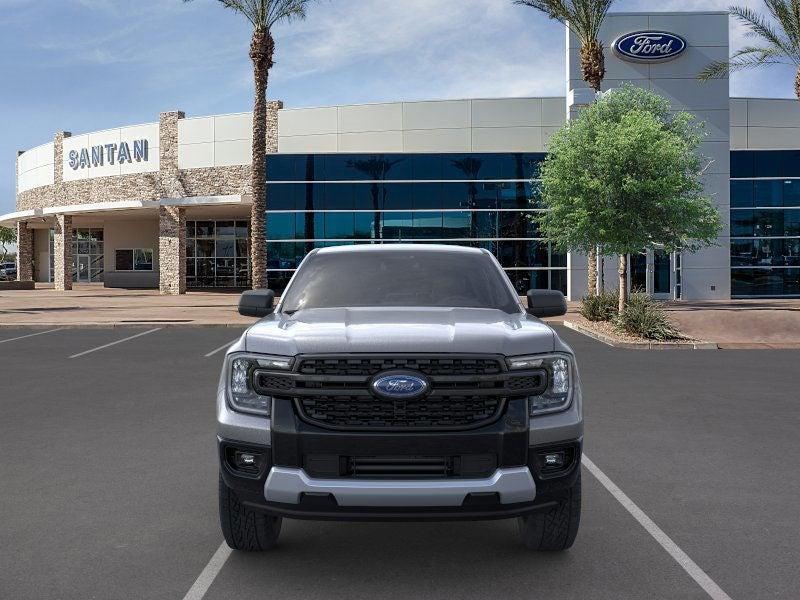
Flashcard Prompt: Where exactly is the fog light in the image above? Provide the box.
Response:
[543,452,565,468]
[233,450,262,474]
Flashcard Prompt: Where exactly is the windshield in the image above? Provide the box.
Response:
[280,250,520,313]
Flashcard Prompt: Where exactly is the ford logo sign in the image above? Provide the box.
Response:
[370,372,429,400]
[613,31,686,63]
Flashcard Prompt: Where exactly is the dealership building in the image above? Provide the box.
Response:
[4,10,800,299]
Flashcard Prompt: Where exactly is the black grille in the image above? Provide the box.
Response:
[251,354,547,432]
[298,395,502,430]
[297,357,503,377]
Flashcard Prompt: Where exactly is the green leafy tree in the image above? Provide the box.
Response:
[184,0,315,289]
[515,0,616,294]
[0,226,15,263]
[535,85,722,312]
[699,2,800,100]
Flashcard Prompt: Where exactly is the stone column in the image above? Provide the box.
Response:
[53,214,73,291]
[159,205,186,295]
[16,221,34,282]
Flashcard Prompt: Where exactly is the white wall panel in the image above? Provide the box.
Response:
[278,134,338,153]
[472,127,543,152]
[648,13,729,47]
[338,131,403,152]
[179,117,214,144]
[541,98,566,127]
[214,139,250,166]
[730,126,748,149]
[402,128,471,152]
[214,113,251,142]
[747,98,800,128]
[729,99,748,127]
[278,107,338,137]
[691,110,729,142]
[471,98,541,128]
[403,100,471,130]
[178,142,214,169]
[338,103,403,133]
[746,127,800,149]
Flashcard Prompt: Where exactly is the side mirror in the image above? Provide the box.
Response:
[526,289,567,318]
[238,289,276,317]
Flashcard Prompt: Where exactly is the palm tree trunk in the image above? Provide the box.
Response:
[618,254,628,314]
[249,29,274,290]
[580,39,604,296]
[796,67,800,102]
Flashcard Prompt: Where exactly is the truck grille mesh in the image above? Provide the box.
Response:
[296,357,503,377]
[297,395,502,430]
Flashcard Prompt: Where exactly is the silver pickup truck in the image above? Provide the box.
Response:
[217,244,583,551]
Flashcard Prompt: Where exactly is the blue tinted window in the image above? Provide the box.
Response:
[382,183,413,210]
[754,180,783,207]
[412,182,442,209]
[442,211,472,237]
[353,183,380,210]
[324,183,354,210]
[730,210,753,237]
[266,213,295,240]
[732,268,800,296]
[325,213,354,238]
[267,184,299,210]
[754,151,783,177]
[411,212,443,239]
[354,213,377,239]
[473,212,498,238]
[382,212,413,239]
[730,181,753,208]
[266,242,298,269]
[412,155,442,180]
[783,180,800,207]
[730,151,754,178]
[442,183,471,209]
[266,155,296,181]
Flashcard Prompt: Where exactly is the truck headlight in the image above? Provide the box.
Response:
[225,353,292,416]
[507,353,574,416]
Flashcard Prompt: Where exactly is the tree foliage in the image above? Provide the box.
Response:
[534,85,722,307]
[0,226,15,262]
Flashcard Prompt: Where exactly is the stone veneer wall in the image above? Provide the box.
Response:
[16,222,33,282]
[53,214,73,291]
[15,102,282,292]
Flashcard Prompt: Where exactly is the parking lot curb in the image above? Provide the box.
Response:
[562,321,719,350]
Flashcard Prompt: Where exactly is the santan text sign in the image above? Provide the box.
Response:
[68,139,149,170]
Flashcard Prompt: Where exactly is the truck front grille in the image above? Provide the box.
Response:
[297,395,502,431]
[252,354,547,432]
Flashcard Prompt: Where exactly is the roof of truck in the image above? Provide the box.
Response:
[315,244,483,255]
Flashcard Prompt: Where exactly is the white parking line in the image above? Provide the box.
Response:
[204,338,239,358]
[182,542,232,600]
[583,454,733,600]
[68,328,162,359]
[0,328,63,345]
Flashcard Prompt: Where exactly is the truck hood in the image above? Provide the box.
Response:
[244,307,555,356]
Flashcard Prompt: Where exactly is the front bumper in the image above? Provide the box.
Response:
[217,374,583,521]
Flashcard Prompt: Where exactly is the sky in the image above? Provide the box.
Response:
[0,0,797,215]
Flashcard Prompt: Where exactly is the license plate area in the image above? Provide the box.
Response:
[303,454,498,479]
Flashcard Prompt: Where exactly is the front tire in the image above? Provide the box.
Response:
[219,474,282,551]
[517,471,581,551]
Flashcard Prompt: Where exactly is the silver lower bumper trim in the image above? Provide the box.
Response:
[264,466,536,507]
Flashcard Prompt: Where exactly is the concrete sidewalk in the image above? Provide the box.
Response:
[2,285,799,347]
[0,284,256,327]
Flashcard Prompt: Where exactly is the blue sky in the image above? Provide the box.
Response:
[1,0,797,215]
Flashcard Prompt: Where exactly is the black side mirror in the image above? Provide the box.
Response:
[526,289,567,318]
[238,289,276,317]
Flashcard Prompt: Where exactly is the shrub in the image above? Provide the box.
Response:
[580,290,619,322]
[614,293,684,340]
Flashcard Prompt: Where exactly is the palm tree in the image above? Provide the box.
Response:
[515,0,616,295]
[699,3,800,101]
[185,0,313,289]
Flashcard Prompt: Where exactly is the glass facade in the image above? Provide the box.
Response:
[186,220,251,288]
[731,151,800,297]
[264,153,567,294]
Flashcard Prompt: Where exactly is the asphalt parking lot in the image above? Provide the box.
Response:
[1,325,798,599]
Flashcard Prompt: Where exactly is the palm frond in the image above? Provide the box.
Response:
[699,46,788,80]
[515,0,616,43]
[730,5,800,64]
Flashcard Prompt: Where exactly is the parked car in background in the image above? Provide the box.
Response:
[0,262,16,281]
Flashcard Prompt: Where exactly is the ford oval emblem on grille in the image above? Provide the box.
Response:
[370,372,430,400]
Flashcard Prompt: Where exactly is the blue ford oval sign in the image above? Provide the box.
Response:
[613,31,686,62]
[371,373,429,400]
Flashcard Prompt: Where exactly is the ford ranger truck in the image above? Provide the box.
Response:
[217,244,582,551]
